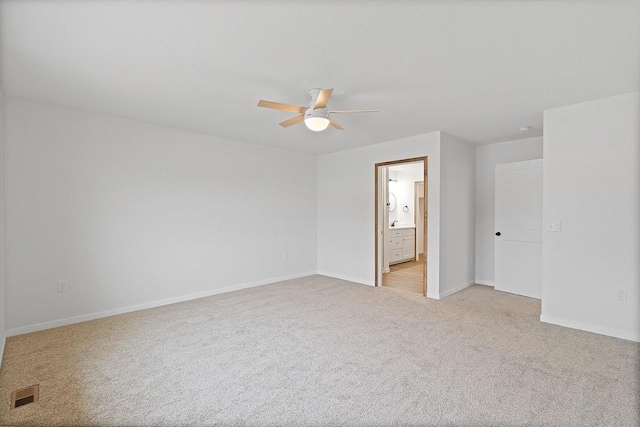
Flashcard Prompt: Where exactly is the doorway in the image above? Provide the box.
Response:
[375,157,427,295]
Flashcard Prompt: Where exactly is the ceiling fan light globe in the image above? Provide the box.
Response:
[304,107,331,132]
[305,117,330,132]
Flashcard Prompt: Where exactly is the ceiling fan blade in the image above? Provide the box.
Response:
[329,119,344,130]
[279,114,305,128]
[313,88,334,109]
[258,100,307,114]
[328,110,378,114]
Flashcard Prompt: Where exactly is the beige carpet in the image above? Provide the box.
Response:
[0,276,638,426]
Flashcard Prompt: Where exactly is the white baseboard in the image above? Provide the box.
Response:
[6,271,317,337]
[316,271,374,287]
[540,314,640,343]
[426,292,440,300]
[439,280,475,299]
[0,333,5,369]
[475,280,494,287]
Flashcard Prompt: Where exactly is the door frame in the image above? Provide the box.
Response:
[414,180,424,261]
[374,156,428,295]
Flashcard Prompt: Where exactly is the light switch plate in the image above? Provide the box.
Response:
[547,221,562,232]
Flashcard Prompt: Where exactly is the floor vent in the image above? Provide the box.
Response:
[11,384,39,410]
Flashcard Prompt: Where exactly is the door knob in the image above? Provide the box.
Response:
[495,232,501,236]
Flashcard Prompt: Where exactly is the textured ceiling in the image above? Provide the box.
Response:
[1,0,638,154]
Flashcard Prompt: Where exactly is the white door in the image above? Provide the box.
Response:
[414,181,424,260]
[494,159,543,299]
[377,166,390,284]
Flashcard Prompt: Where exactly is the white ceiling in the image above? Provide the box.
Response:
[1,1,638,154]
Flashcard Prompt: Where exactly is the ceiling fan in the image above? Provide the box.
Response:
[257,88,377,132]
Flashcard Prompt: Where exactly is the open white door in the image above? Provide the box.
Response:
[376,166,390,285]
[495,159,543,299]
[414,181,424,261]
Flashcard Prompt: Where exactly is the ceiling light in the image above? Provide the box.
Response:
[304,108,330,132]
[519,126,531,132]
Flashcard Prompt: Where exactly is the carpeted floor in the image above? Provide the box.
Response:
[0,275,638,426]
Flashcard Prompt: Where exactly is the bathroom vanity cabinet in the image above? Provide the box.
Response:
[389,227,415,264]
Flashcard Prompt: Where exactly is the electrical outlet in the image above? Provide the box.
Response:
[284,253,289,261]
[57,280,68,293]
[616,287,627,301]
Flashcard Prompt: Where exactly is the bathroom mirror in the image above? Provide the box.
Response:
[388,193,396,212]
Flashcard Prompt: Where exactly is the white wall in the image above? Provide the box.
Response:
[4,98,318,335]
[388,169,400,224]
[0,84,6,364]
[439,133,476,297]
[541,91,640,342]
[474,137,543,285]
[317,132,441,293]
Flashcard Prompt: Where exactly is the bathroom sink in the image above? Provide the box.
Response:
[389,223,415,229]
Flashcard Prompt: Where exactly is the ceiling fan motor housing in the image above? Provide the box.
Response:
[305,108,329,120]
